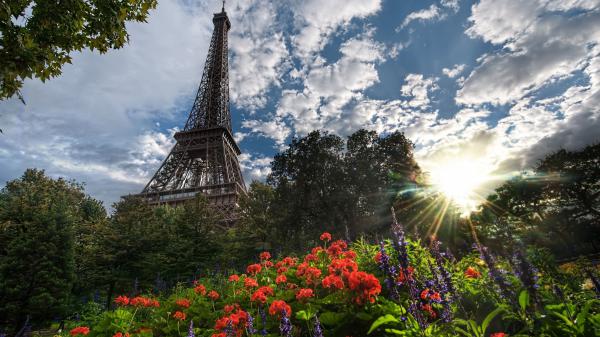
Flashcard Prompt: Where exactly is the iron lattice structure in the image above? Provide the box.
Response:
[135,7,246,223]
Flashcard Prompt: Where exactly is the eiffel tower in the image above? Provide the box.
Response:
[135,2,246,222]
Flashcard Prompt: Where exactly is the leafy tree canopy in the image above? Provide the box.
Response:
[0,0,157,101]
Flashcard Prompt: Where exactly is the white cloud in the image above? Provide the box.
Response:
[228,0,290,110]
[401,74,439,108]
[458,1,600,105]
[442,64,466,78]
[398,4,444,30]
[441,0,460,12]
[239,153,273,183]
[290,0,382,60]
[241,118,291,146]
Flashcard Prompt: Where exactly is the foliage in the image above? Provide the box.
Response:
[0,0,157,101]
[473,143,600,259]
[253,129,461,254]
[0,169,104,332]
[52,228,600,337]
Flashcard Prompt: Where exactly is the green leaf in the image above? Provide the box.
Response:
[295,310,310,321]
[355,312,373,321]
[518,290,529,311]
[482,307,505,336]
[319,312,347,326]
[384,328,406,335]
[368,314,399,334]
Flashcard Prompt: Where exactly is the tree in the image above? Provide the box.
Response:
[268,130,349,251]
[0,169,105,331]
[1,0,157,101]
[263,129,425,253]
[474,143,600,258]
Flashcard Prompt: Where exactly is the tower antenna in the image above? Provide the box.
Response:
[222,0,225,12]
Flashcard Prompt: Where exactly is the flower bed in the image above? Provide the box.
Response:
[61,224,600,337]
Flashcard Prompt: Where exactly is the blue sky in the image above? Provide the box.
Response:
[1,0,600,210]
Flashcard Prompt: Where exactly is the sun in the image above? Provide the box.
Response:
[428,159,490,213]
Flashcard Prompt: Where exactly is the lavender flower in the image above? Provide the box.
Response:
[187,320,195,337]
[279,310,292,337]
[430,240,455,322]
[378,241,399,298]
[259,304,268,336]
[313,315,324,337]
[477,244,515,305]
[512,248,540,306]
[247,312,257,335]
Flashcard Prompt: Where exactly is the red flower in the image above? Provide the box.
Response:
[224,303,240,314]
[430,292,442,303]
[322,274,344,290]
[130,296,158,307]
[420,288,430,300]
[260,251,271,260]
[276,274,287,284]
[328,258,358,277]
[194,284,207,295]
[396,266,414,285]
[347,271,381,304]
[374,252,382,263]
[173,311,186,321]
[286,282,298,289]
[295,288,314,302]
[296,264,322,285]
[211,334,226,337]
[208,290,220,301]
[320,232,332,242]
[277,266,288,274]
[70,327,90,336]
[244,277,258,288]
[343,250,357,260]
[112,333,130,337]
[282,257,298,266]
[251,286,273,304]
[176,298,191,308]
[304,253,318,262]
[465,266,482,279]
[228,274,240,282]
[114,295,130,306]
[269,300,292,317]
[247,263,262,275]
[327,240,348,256]
[311,247,324,255]
[421,304,436,318]
[263,260,274,268]
[490,333,508,337]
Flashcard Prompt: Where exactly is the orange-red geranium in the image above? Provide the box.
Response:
[269,300,292,317]
[114,295,130,306]
[295,288,314,302]
[208,290,220,301]
[130,296,159,308]
[259,251,271,260]
[112,333,130,337]
[465,266,482,279]
[277,266,288,274]
[244,277,258,288]
[247,263,262,275]
[70,327,90,336]
[374,252,383,263]
[322,274,344,290]
[173,311,186,321]
[320,232,332,242]
[276,274,287,284]
[229,274,240,282]
[347,271,381,304]
[176,298,191,308]
[490,333,508,337]
[195,284,207,295]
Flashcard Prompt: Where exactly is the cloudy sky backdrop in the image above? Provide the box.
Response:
[1,0,599,209]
